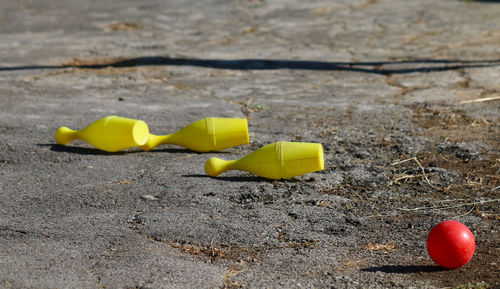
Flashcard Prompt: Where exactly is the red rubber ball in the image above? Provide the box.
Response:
[426,220,475,269]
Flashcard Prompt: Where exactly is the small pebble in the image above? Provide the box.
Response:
[141,195,158,201]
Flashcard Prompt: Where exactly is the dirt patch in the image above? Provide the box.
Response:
[170,242,260,263]
[410,104,499,146]
[106,23,142,31]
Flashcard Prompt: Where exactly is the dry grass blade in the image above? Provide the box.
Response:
[460,95,500,104]
[390,157,438,189]
[397,198,500,212]
[388,173,419,186]
[222,266,243,289]
[451,206,476,219]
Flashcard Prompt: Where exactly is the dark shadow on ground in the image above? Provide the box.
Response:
[41,144,233,155]
[2,57,500,75]
[150,148,232,154]
[183,174,273,183]
[42,144,137,155]
[148,148,201,154]
[183,174,311,183]
[361,265,447,274]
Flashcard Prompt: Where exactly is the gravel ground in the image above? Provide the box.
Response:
[1,0,499,288]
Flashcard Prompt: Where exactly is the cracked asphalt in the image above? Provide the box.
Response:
[1,0,499,288]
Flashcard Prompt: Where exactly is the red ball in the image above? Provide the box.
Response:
[426,220,475,269]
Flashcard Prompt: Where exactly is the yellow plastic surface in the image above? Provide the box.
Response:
[54,115,149,152]
[140,117,249,152]
[205,141,324,179]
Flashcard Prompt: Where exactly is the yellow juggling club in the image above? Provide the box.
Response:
[54,115,149,152]
[205,141,324,179]
[140,117,249,152]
